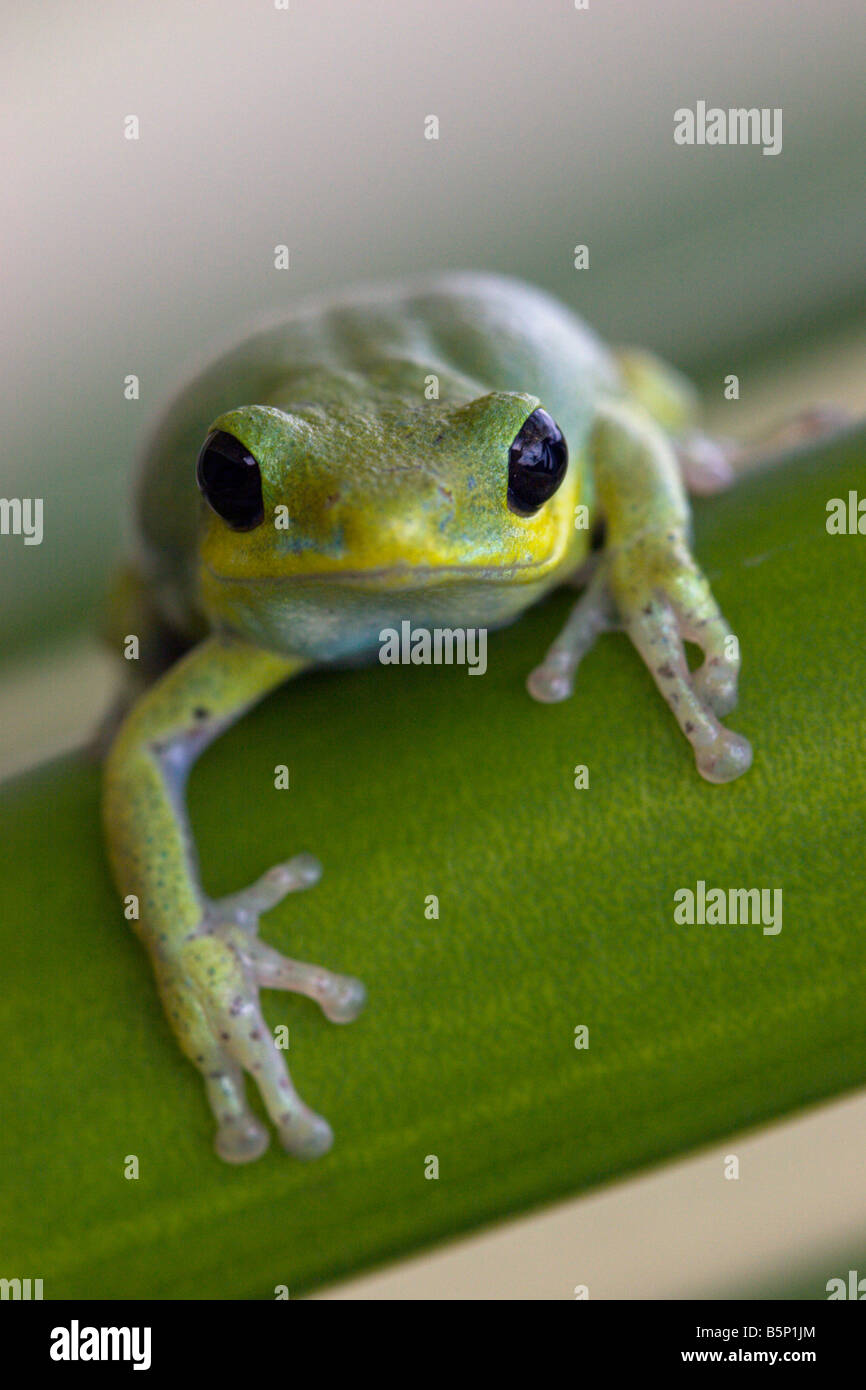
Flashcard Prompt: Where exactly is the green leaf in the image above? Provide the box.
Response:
[2,427,865,1298]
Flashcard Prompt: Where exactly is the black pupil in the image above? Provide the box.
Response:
[196,430,264,530]
[507,408,568,517]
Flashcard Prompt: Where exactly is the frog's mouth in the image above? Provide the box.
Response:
[204,556,557,588]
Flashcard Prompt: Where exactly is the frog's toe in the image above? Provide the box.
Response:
[527,657,575,703]
[215,1112,271,1164]
[527,565,618,704]
[179,908,363,1162]
[744,403,852,462]
[200,1059,271,1164]
[626,594,751,784]
[692,660,738,718]
[221,1001,336,1160]
[215,853,322,927]
[202,971,341,1162]
[668,583,742,719]
[250,939,367,1024]
[277,1108,334,1160]
[676,432,736,496]
[321,973,367,1024]
[695,729,753,784]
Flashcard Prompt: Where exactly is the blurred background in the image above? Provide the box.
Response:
[3,0,865,1296]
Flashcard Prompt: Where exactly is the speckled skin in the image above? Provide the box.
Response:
[104,273,751,1163]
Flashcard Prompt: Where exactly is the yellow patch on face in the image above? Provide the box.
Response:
[198,394,586,596]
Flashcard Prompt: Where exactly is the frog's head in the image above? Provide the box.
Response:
[195,390,578,595]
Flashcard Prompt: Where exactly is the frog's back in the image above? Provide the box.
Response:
[134,273,616,628]
[312,272,614,421]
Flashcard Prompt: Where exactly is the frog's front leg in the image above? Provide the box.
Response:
[529,401,751,784]
[104,634,365,1163]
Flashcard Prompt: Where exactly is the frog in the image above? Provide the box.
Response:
[103,271,761,1164]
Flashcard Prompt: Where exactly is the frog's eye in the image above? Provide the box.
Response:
[196,430,264,531]
[507,408,568,517]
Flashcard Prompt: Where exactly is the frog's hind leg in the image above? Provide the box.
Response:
[615,346,736,496]
[616,345,852,495]
[615,347,700,435]
[672,405,852,498]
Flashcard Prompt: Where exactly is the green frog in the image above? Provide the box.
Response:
[104,273,760,1163]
